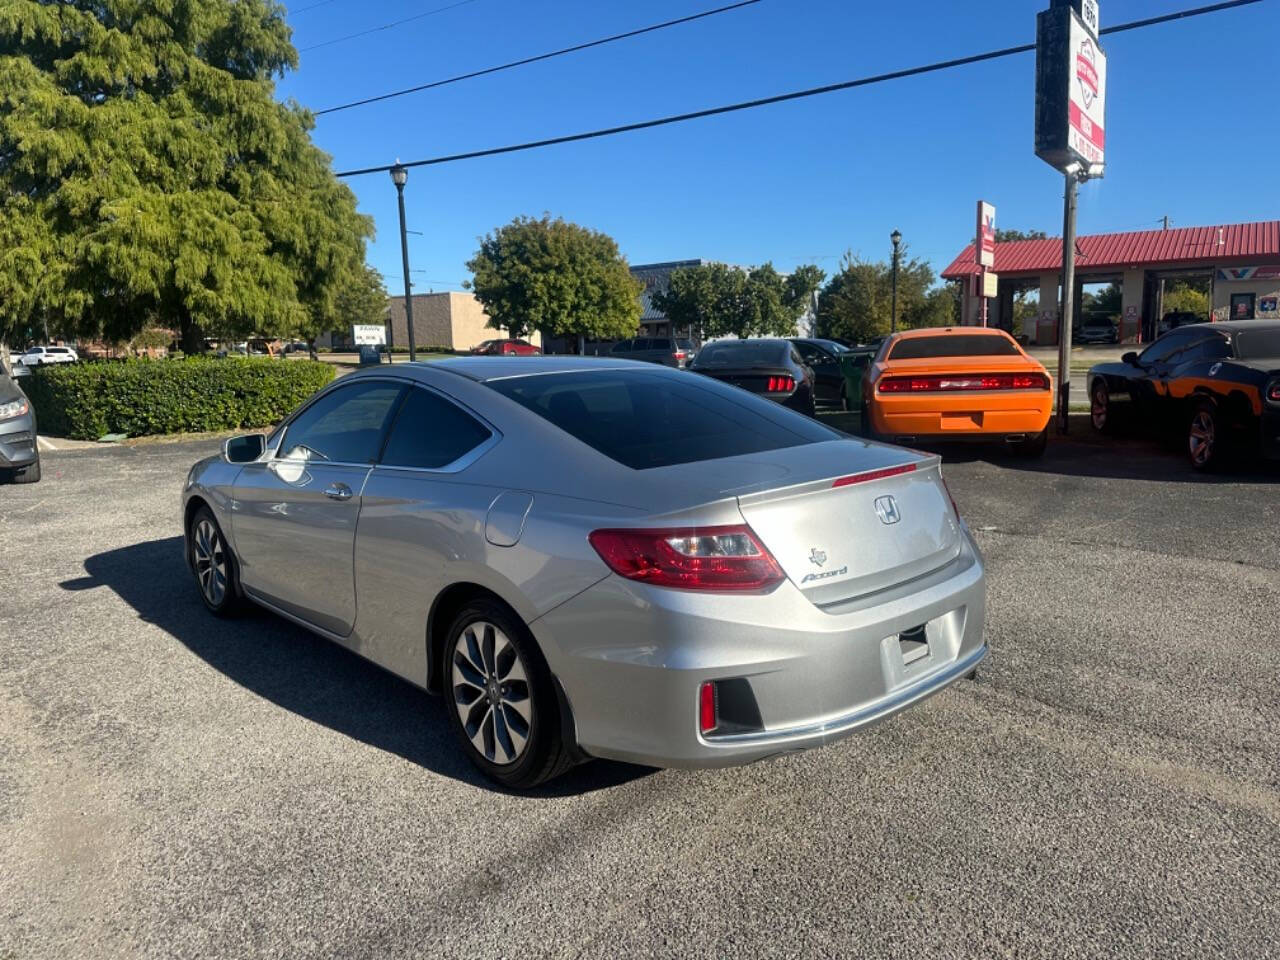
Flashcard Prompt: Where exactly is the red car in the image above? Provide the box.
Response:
[471,339,542,356]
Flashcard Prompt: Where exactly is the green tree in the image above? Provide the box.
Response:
[320,263,387,359]
[652,261,823,340]
[994,229,1049,243]
[1162,279,1209,317]
[466,215,642,352]
[0,0,373,351]
[816,248,948,343]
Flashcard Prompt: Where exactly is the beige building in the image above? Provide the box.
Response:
[320,292,540,352]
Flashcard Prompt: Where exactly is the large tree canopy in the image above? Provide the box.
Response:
[0,0,373,348]
[816,250,956,344]
[466,215,641,350]
[652,261,824,340]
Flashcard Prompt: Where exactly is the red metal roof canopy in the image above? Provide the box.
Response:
[941,220,1280,279]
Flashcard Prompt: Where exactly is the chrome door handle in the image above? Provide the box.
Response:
[323,482,353,501]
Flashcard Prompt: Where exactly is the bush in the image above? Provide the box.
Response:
[24,357,335,440]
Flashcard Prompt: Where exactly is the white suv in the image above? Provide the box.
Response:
[19,345,79,366]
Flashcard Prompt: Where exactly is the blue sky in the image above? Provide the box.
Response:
[275,0,1278,293]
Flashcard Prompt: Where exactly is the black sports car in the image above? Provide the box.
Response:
[1087,320,1280,470]
[689,338,817,417]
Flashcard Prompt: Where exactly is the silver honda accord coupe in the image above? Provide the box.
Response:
[182,357,986,788]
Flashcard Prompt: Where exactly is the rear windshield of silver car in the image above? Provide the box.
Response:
[487,370,838,469]
[887,335,1021,359]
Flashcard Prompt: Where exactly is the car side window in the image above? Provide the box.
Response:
[280,381,404,463]
[1175,335,1231,365]
[1138,331,1191,366]
[380,387,493,470]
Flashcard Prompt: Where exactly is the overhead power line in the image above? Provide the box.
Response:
[300,0,480,53]
[288,0,340,15]
[314,0,764,116]
[335,0,1262,178]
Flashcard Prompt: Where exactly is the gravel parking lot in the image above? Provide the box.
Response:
[2,430,1278,959]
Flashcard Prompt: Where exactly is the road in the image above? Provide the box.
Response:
[1,431,1277,959]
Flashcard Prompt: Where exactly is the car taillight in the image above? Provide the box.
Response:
[588,525,784,591]
[766,375,795,392]
[1267,380,1280,403]
[878,373,1050,392]
[673,350,687,359]
[699,681,717,734]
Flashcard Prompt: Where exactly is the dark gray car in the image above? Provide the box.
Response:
[0,360,39,483]
[609,336,695,368]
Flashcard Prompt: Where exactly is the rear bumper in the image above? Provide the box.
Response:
[869,391,1052,439]
[530,531,986,769]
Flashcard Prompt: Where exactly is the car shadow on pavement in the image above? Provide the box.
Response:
[61,536,653,797]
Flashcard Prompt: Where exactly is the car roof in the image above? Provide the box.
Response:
[1202,320,1280,334]
[399,355,662,383]
[887,327,1015,341]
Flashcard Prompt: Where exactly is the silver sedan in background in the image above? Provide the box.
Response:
[182,358,986,788]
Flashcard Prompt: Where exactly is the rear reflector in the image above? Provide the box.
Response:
[832,463,917,487]
[699,682,717,734]
[588,524,784,591]
[766,375,795,392]
[878,372,1050,393]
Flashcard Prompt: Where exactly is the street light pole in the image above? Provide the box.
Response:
[390,164,417,362]
[890,229,902,334]
[1056,167,1079,435]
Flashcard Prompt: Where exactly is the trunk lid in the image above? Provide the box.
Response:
[734,448,962,606]
[695,366,793,394]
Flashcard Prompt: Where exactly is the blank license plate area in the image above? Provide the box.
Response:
[898,624,930,666]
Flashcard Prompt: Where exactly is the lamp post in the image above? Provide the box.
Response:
[890,229,902,333]
[390,164,417,362]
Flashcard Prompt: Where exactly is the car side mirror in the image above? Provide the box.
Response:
[223,433,266,463]
[1122,351,1139,366]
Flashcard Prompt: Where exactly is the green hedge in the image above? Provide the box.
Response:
[24,357,335,440]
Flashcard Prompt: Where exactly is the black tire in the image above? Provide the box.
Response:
[188,505,244,616]
[1090,380,1112,433]
[443,599,575,790]
[1014,427,1048,458]
[10,455,40,484]
[1188,399,1222,472]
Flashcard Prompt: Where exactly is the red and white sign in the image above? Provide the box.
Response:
[1067,16,1107,167]
[976,201,996,268]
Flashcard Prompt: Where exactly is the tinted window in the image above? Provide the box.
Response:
[610,340,632,353]
[487,370,838,470]
[676,339,694,350]
[1139,330,1194,366]
[693,340,790,367]
[1234,329,1280,360]
[650,338,672,350]
[888,334,1020,359]
[281,381,403,463]
[380,388,492,469]
[1179,335,1232,364]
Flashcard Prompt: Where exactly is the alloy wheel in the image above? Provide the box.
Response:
[192,518,227,606]
[451,621,532,766]
[1091,386,1108,430]
[1189,410,1215,467]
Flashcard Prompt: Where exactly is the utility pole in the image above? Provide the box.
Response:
[1056,168,1079,435]
[1162,215,1170,230]
[390,163,417,362]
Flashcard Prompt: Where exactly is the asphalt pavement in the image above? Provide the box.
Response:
[1,430,1278,959]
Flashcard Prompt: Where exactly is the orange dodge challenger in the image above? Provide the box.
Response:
[862,328,1053,456]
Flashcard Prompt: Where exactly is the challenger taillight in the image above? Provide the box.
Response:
[1268,380,1280,403]
[766,375,795,392]
[878,373,1051,393]
[588,525,784,591]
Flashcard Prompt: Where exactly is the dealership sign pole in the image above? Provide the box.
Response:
[976,201,996,327]
[1035,0,1106,434]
